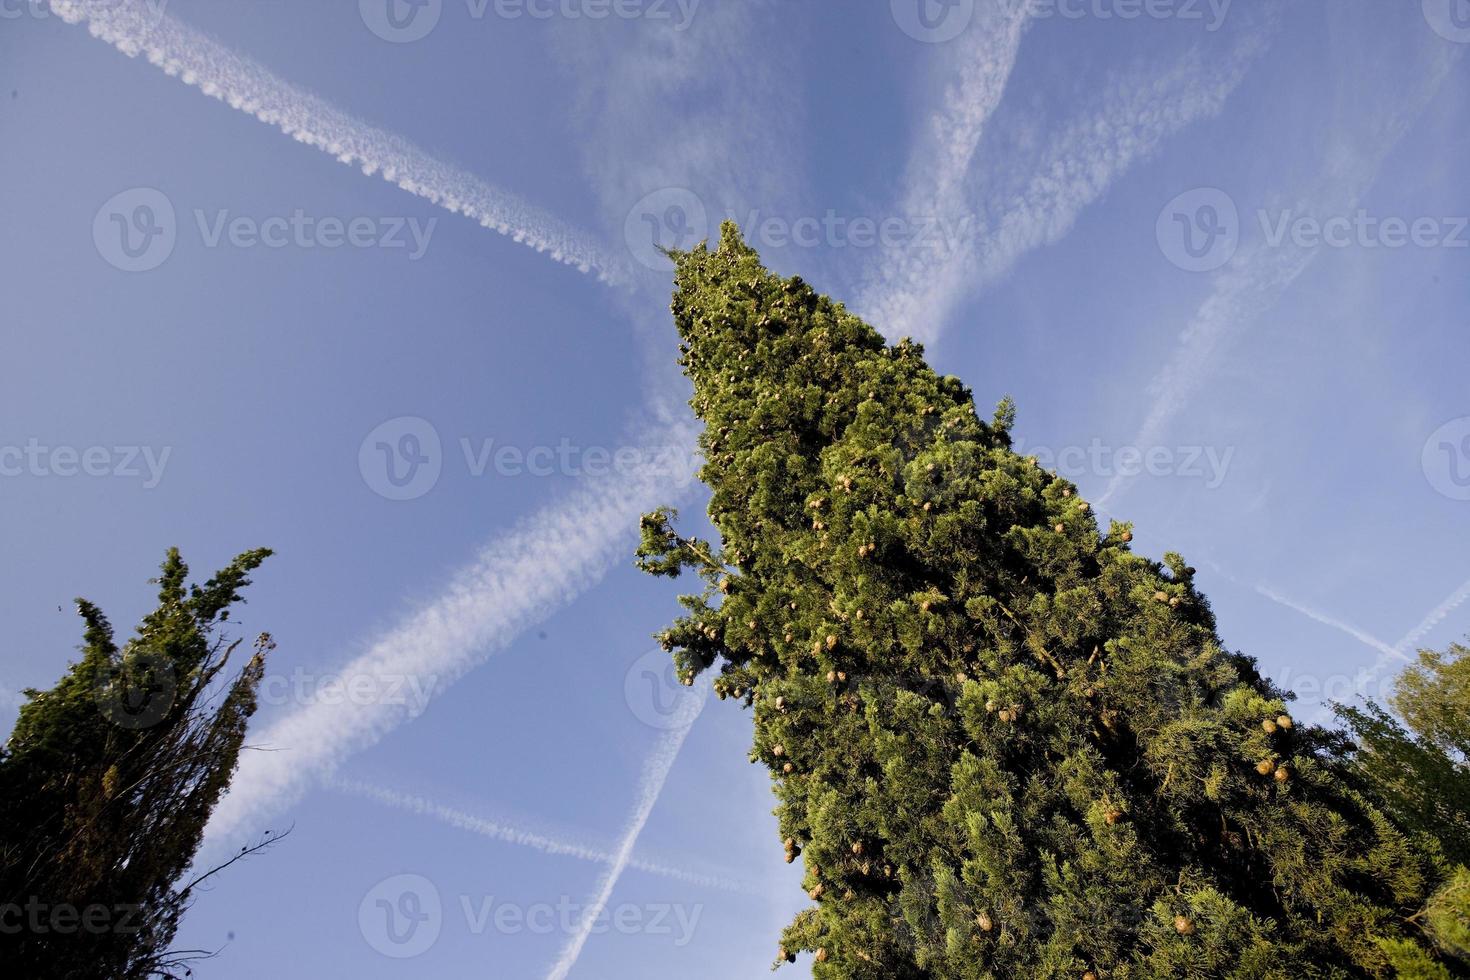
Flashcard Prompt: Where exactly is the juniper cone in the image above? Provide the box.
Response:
[636,223,1459,977]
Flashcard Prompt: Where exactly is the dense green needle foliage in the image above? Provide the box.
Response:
[1342,643,1470,977]
[637,224,1461,978]
[0,549,275,980]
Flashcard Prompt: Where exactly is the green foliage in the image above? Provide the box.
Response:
[1338,700,1470,869]
[637,223,1456,977]
[1342,642,1470,971]
[1392,644,1470,762]
[0,548,276,980]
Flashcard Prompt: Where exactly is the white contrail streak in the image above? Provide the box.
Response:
[864,19,1267,346]
[1393,578,1470,655]
[861,3,1030,342]
[542,694,703,980]
[1097,36,1457,508]
[1254,584,1404,664]
[327,777,756,894]
[1304,576,1470,724]
[204,418,698,849]
[51,0,628,284]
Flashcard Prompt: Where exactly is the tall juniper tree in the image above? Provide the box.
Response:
[0,548,277,980]
[637,224,1459,978]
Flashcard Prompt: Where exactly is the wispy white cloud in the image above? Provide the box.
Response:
[52,0,627,283]
[863,18,1269,346]
[542,692,703,980]
[861,3,1030,340]
[1098,28,1457,508]
[539,14,806,977]
[205,416,698,850]
[327,776,756,895]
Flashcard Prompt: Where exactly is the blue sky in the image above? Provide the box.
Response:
[1,1,1468,976]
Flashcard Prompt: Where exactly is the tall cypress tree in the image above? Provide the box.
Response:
[637,224,1457,977]
[0,548,277,980]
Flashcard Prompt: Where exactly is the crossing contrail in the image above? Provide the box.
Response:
[543,692,703,980]
[328,776,757,895]
[865,15,1270,346]
[1098,28,1456,508]
[204,417,698,851]
[51,0,629,284]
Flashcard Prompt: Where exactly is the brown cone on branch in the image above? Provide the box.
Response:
[1174,915,1196,936]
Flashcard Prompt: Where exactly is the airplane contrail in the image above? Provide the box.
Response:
[1253,584,1404,664]
[327,776,757,894]
[543,692,703,980]
[1098,29,1457,508]
[51,0,629,284]
[204,417,698,851]
[1303,576,1470,724]
[864,19,1270,346]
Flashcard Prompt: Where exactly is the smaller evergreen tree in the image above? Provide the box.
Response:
[1342,641,1470,975]
[0,548,278,980]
